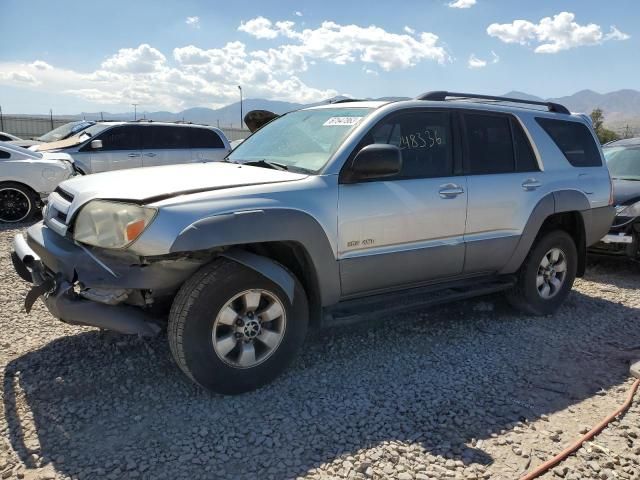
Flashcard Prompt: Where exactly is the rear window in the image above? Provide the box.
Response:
[464,113,514,174]
[536,118,601,167]
[189,128,225,148]
[0,150,10,159]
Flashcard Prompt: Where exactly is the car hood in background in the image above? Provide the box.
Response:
[58,161,308,205]
[612,179,640,206]
[32,136,85,151]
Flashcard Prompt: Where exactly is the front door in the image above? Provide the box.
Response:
[337,110,468,297]
[91,125,142,172]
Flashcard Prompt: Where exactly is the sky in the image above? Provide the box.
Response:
[0,0,638,114]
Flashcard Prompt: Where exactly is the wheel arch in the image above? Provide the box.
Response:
[501,190,591,276]
[170,209,340,315]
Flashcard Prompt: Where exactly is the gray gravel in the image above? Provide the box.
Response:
[1,222,639,480]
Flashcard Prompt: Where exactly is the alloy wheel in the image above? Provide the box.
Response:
[0,188,31,223]
[536,247,567,299]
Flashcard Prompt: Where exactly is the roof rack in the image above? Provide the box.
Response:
[330,98,365,104]
[415,91,570,115]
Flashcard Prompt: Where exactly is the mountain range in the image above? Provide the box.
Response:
[64,89,640,132]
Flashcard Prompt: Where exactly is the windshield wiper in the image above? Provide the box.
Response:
[243,159,288,171]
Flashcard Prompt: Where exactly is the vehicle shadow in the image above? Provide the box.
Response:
[3,289,640,480]
[586,255,639,288]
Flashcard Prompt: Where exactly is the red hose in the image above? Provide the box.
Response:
[520,378,640,480]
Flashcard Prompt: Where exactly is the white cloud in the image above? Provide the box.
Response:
[605,26,630,41]
[101,44,167,73]
[238,17,450,70]
[185,16,200,28]
[467,54,487,68]
[31,60,53,70]
[294,11,303,17]
[487,11,630,53]
[404,26,415,34]
[449,0,476,9]
[0,18,451,110]
[0,70,40,85]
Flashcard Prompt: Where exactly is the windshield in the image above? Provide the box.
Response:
[37,121,95,142]
[604,146,640,180]
[227,107,373,173]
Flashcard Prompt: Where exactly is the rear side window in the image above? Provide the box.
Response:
[0,134,12,142]
[142,126,190,150]
[0,150,10,159]
[464,113,514,174]
[536,118,601,167]
[189,128,225,148]
[96,126,140,151]
[362,111,453,179]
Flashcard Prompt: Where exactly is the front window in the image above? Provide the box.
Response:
[227,107,373,173]
[37,121,95,142]
[604,146,640,181]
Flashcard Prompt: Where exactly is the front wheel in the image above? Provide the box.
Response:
[168,258,308,394]
[0,182,39,223]
[506,230,578,316]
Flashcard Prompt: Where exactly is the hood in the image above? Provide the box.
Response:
[612,179,640,206]
[8,139,42,148]
[32,135,85,151]
[58,161,307,205]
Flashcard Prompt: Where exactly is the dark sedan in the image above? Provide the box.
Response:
[589,137,640,260]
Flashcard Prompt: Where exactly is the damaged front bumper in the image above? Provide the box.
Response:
[11,222,204,336]
[588,216,640,260]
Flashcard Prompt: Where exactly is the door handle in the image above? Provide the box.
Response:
[128,153,141,158]
[144,152,157,157]
[438,184,464,198]
[521,178,542,191]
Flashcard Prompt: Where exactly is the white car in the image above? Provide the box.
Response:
[0,132,22,142]
[33,121,231,174]
[0,142,75,223]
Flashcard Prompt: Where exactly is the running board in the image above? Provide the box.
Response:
[323,277,516,328]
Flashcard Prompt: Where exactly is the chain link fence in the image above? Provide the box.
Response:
[0,114,250,143]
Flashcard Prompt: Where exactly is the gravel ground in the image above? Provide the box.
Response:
[1,222,639,480]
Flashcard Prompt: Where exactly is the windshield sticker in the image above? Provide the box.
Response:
[323,117,363,127]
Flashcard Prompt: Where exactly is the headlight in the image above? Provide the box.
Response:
[74,200,157,249]
[616,201,640,218]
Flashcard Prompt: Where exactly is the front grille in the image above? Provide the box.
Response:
[54,187,74,203]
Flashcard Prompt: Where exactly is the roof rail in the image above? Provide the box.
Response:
[415,91,571,115]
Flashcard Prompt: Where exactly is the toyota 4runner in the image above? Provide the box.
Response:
[11,92,615,394]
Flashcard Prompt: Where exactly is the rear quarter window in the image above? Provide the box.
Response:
[536,118,601,167]
[189,128,225,148]
[0,150,10,159]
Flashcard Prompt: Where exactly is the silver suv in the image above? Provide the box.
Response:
[12,92,614,394]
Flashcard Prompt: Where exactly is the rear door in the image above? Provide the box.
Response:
[141,125,192,167]
[189,127,228,162]
[462,111,545,273]
[90,125,142,172]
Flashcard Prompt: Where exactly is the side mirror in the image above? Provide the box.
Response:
[342,144,402,183]
[90,139,103,150]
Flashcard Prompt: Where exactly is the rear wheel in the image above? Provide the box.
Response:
[506,230,577,315]
[0,182,39,223]
[168,258,308,394]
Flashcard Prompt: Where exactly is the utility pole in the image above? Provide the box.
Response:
[0,105,3,131]
[132,103,138,121]
[237,85,243,129]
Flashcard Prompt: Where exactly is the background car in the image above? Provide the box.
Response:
[32,121,231,174]
[589,136,640,260]
[0,131,22,142]
[0,142,75,222]
[8,120,96,148]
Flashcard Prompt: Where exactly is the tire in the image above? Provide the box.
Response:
[168,258,309,394]
[506,230,578,316]
[0,182,39,223]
